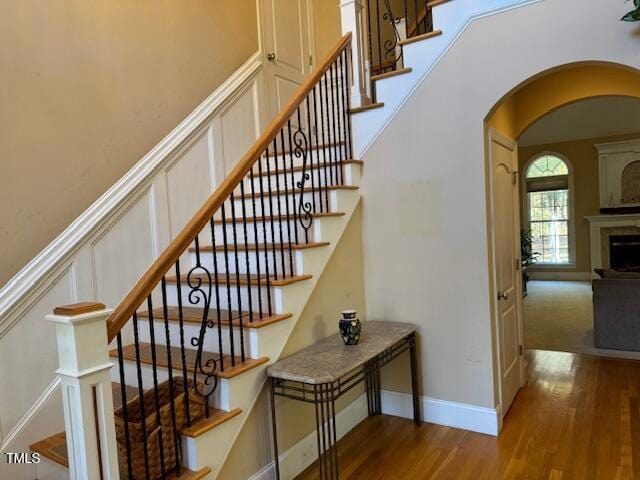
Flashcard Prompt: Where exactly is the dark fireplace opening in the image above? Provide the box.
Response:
[610,235,640,270]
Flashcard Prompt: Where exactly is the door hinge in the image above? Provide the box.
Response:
[519,345,524,356]
[515,257,520,271]
[309,54,313,68]
[512,171,519,185]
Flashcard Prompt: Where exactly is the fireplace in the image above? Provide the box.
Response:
[609,235,640,270]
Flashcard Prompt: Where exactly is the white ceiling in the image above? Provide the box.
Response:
[518,96,640,146]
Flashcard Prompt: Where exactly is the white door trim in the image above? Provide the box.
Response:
[487,127,525,431]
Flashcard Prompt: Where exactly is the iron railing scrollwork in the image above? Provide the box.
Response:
[108,33,353,479]
[367,0,435,80]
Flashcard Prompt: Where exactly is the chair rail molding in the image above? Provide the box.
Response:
[0,50,267,454]
[0,50,265,336]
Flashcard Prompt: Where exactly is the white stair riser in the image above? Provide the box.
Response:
[207,219,318,246]
[191,248,304,277]
[162,283,285,316]
[111,359,234,411]
[243,162,356,193]
[136,317,258,360]
[230,190,339,218]
[182,367,267,472]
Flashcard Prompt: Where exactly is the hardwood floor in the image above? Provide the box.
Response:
[296,350,640,479]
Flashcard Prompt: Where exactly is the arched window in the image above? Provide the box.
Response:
[524,154,573,265]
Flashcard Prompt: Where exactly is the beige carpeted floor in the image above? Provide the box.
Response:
[523,280,640,359]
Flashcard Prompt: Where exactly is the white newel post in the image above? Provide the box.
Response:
[340,0,371,107]
[47,302,120,480]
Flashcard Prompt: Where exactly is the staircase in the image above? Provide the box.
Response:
[29,1,462,478]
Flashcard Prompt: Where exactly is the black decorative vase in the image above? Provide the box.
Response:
[339,310,361,345]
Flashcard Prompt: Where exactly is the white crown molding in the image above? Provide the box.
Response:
[594,138,640,154]
[0,51,263,330]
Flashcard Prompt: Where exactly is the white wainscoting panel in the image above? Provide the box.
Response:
[0,51,266,463]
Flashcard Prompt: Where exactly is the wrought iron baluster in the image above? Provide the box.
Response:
[220,205,235,366]
[174,260,191,426]
[161,277,181,476]
[294,107,312,244]
[286,120,301,245]
[132,312,151,480]
[116,333,133,479]
[208,219,225,371]
[229,192,245,363]
[322,74,335,187]
[272,138,287,278]
[146,295,167,476]
[279,129,295,276]
[248,168,264,319]
[256,157,273,316]
[239,181,254,326]
[264,147,278,280]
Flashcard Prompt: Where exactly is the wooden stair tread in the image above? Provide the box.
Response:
[398,29,442,47]
[264,142,345,157]
[253,159,362,178]
[245,184,358,198]
[371,68,412,82]
[111,342,269,380]
[138,306,292,329]
[350,102,384,114]
[32,432,211,478]
[30,432,68,467]
[166,272,312,287]
[191,241,330,253]
[167,467,212,480]
[211,212,345,225]
[181,407,242,438]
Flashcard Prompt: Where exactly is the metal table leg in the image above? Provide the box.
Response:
[270,378,281,479]
[409,333,420,424]
[314,383,339,479]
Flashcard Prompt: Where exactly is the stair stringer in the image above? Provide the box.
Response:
[183,189,362,478]
[352,0,541,157]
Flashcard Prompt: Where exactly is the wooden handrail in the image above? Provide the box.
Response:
[106,32,352,341]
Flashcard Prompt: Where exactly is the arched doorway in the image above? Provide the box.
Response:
[485,61,640,424]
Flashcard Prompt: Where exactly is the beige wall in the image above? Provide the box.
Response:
[219,205,366,479]
[359,0,639,412]
[0,0,258,287]
[519,132,640,275]
[313,0,342,57]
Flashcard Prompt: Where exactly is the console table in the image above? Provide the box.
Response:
[267,321,419,480]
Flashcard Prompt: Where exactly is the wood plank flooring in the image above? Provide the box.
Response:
[296,349,640,479]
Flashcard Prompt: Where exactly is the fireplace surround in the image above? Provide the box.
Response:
[609,235,640,270]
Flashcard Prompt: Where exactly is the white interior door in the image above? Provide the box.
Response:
[489,128,525,420]
[261,0,313,120]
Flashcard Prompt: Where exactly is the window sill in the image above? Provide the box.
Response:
[527,263,576,270]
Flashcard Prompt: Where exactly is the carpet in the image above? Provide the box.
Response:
[523,280,640,359]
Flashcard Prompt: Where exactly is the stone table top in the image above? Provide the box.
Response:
[267,321,416,384]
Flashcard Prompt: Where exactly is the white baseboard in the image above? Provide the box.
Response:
[528,271,591,281]
[380,389,499,437]
[248,394,368,480]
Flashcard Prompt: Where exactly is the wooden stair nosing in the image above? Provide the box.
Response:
[190,241,330,253]
[30,432,68,468]
[180,407,242,438]
[165,273,313,287]
[110,342,269,380]
[398,29,443,47]
[371,67,413,82]
[349,102,384,114]
[138,306,293,330]
[253,159,363,178]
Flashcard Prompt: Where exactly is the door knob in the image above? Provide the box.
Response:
[497,290,509,301]
[267,52,276,62]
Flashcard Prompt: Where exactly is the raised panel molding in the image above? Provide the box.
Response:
[0,51,266,460]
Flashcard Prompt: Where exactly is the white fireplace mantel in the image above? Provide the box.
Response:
[585,213,640,277]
